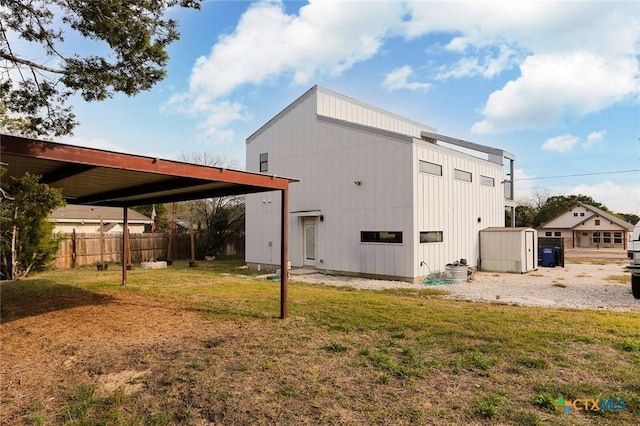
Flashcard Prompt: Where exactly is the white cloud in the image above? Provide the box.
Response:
[187,0,403,100]
[583,130,606,150]
[542,134,580,153]
[512,168,537,201]
[382,65,431,92]
[569,181,640,214]
[436,45,520,80]
[472,52,639,133]
[169,1,640,138]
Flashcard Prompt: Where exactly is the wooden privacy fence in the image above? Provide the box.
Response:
[54,232,244,269]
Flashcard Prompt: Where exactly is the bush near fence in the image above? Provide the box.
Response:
[53,232,244,269]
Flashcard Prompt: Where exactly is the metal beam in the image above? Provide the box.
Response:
[122,207,128,286]
[280,188,289,320]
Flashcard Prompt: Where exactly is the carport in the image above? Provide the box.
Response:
[1,133,295,319]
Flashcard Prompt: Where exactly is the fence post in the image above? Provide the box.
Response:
[71,229,76,269]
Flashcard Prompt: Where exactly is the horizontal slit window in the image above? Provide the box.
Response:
[419,160,442,176]
[480,175,495,187]
[361,231,403,244]
[454,168,472,182]
[420,231,443,243]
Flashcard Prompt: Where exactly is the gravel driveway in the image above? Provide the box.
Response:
[290,261,640,312]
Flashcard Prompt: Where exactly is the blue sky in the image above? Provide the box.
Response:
[57,0,639,214]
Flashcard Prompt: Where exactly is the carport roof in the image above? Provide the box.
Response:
[1,134,295,206]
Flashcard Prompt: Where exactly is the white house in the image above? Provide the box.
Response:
[538,203,634,250]
[50,205,152,234]
[245,86,515,282]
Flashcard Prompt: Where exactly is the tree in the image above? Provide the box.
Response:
[1,168,65,279]
[133,203,169,232]
[618,213,640,225]
[179,152,244,257]
[0,0,202,137]
[513,202,537,228]
[533,194,608,227]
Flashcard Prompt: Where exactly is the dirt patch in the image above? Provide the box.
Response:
[1,291,220,423]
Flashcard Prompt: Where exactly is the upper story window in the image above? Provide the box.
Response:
[545,231,552,236]
[420,231,443,243]
[580,212,585,217]
[454,169,472,182]
[554,231,561,237]
[595,219,600,226]
[419,160,442,176]
[259,153,268,172]
[573,212,578,217]
[480,175,495,187]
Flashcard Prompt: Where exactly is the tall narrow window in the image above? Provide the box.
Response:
[259,153,268,172]
[419,160,442,176]
[454,169,472,182]
[595,219,600,226]
[614,232,623,244]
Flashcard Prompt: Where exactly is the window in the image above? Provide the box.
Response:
[592,232,600,243]
[420,231,443,243]
[454,169,472,182]
[595,219,600,226]
[573,212,578,217]
[614,232,623,244]
[361,231,403,244]
[603,232,612,244]
[554,231,561,237]
[480,175,495,187]
[259,153,268,172]
[580,212,585,217]
[545,231,552,236]
[419,160,442,176]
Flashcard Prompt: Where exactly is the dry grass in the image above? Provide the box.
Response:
[605,275,632,284]
[1,259,639,425]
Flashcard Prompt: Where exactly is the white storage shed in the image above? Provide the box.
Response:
[479,227,538,273]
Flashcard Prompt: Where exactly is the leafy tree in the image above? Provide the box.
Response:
[1,168,65,279]
[533,194,608,227]
[0,0,202,137]
[513,203,537,228]
[133,203,169,232]
[618,213,640,225]
[179,152,245,257]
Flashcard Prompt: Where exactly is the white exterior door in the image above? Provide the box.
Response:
[525,230,535,270]
[303,219,316,267]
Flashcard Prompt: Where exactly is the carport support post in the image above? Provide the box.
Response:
[122,207,128,286]
[280,188,289,319]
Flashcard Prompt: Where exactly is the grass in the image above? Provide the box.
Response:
[2,258,640,425]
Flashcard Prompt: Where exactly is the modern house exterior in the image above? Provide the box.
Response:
[50,205,152,234]
[245,85,515,282]
[537,203,634,250]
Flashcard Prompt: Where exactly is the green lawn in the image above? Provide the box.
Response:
[1,259,639,425]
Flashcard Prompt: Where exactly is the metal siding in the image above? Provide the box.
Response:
[414,140,504,277]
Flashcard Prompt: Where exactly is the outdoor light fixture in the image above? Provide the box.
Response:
[354,180,362,186]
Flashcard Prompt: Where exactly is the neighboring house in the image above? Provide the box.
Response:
[537,203,634,249]
[50,205,152,234]
[245,85,515,282]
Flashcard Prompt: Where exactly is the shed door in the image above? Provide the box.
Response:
[525,230,535,270]
[303,219,316,267]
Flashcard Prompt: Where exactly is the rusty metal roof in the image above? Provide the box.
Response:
[1,134,294,207]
